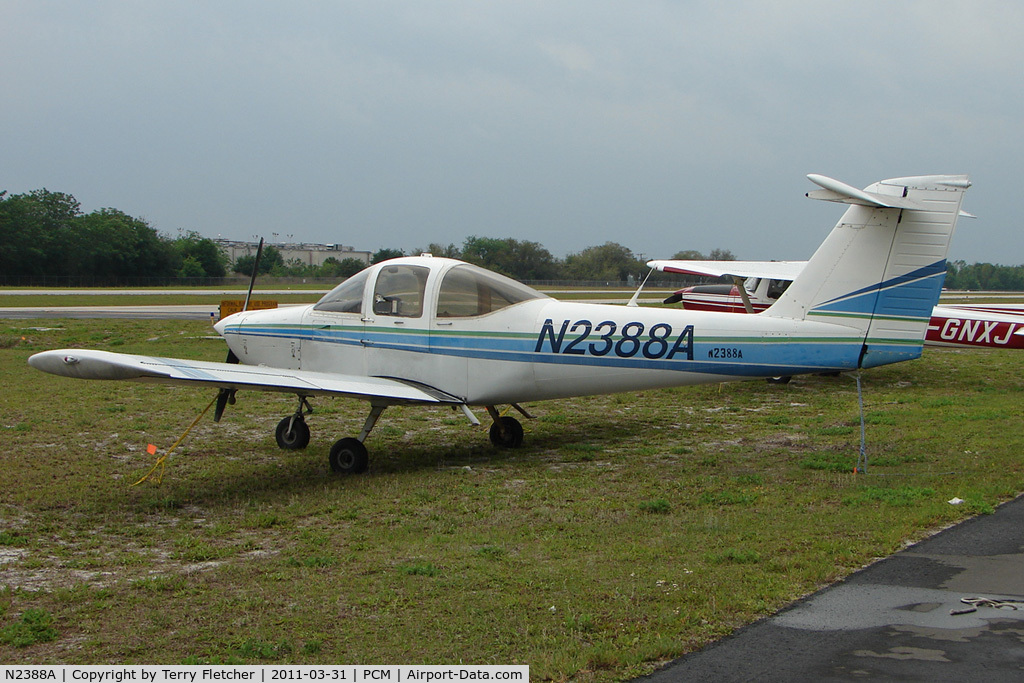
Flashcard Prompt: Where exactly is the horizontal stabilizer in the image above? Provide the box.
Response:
[805,174,927,209]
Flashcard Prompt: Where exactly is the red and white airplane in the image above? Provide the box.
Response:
[651,261,1024,351]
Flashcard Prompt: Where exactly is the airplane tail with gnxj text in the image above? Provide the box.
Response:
[764,174,970,368]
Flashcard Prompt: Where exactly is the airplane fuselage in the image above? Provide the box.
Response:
[218,258,866,407]
[927,306,1024,349]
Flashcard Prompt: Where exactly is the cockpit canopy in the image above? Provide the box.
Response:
[314,269,372,314]
[314,260,548,318]
[742,276,791,301]
[435,263,547,317]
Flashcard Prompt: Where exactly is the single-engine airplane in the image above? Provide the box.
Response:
[29,173,971,474]
[651,261,1024,351]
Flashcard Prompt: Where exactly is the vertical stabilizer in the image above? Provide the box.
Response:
[765,174,970,368]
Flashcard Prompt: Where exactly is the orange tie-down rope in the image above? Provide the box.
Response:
[132,394,218,486]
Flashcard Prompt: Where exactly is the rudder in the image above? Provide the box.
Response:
[766,174,970,369]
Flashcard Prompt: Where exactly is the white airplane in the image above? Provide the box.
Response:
[29,173,971,474]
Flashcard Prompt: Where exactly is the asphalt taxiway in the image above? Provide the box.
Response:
[0,305,222,320]
[0,304,306,320]
[640,493,1024,682]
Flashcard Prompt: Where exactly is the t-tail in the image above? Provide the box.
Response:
[765,174,971,368]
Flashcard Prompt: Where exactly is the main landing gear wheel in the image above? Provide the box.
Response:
[489,416,524,448]
[275,416,311,450]
[329,437,369,474]
[766,375,792,385]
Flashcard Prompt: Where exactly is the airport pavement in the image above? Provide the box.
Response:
[0,304,303,320]
[0,289,327,296]
[639,493,1024,682]
[0,305,220,320]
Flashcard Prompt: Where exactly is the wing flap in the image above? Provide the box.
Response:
[28,349,461,405]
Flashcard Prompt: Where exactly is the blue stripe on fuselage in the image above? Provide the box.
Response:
[223,324,863,377]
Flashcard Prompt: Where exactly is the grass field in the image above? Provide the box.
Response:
[2,319,1023,679]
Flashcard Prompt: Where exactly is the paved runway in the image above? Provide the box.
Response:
[0,288,326,296]
[0,304,305,320]
[640,494,1024,682]
[0,305,220,320]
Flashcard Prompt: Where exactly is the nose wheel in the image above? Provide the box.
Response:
[275,416,311,450]
[275,396,313,450]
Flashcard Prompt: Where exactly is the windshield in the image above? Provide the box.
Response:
[314,269,371,313]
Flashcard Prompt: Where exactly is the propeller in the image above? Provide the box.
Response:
[214,237,264,422]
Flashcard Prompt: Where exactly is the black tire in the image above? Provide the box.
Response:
[329,437,369,474]
[766,375,792,385]
[488,416,524,448]
[275,416,311,450]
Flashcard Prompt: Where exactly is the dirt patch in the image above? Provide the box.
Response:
[0,544,279,593]
[0,547,27,565]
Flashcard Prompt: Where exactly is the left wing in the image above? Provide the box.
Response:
[28,349,462,405]
[647,259,807,281]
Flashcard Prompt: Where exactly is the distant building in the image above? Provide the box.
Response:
[215,239,371,268]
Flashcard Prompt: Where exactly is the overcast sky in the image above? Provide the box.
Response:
[4,1,1023,264]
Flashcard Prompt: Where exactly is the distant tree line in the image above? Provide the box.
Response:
[0,189,227,284]
[6,188,1022,288]
[232,246,370,280]
[236,238,698,284]
[0,188,739,286]
[367,239,738,285]
[944,260,1024,291]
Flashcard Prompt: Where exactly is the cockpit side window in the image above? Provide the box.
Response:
[436,264,547,318]
[767,279,791,300]
[372,265,429,317]
[314,269,371,313]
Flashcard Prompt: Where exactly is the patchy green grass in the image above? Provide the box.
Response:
[638,499,672,514]
[0,609,59,647]
[1,320,1023,680]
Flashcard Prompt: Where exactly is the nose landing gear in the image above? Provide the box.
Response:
[275,396,313,450]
